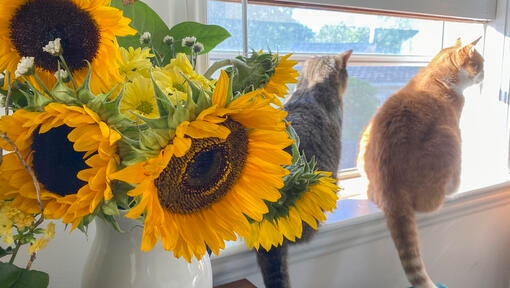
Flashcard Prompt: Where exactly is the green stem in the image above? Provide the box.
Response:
[151,45,163,67]
[58,56,78,91]
[32,74,52,98]
[203,58,249,79]
[9,240,22,265]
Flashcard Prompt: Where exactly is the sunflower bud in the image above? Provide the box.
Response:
[139,128,170,151]
[52,81,77,104]
[229,52,277,95]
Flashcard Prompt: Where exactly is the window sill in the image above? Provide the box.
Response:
[210,177,510,286]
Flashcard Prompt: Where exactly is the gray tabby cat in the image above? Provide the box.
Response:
[256,50,352,288]
[358,38,484,288]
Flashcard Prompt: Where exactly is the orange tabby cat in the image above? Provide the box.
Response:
[358,37,484,288]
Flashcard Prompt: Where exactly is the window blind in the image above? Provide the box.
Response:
[253,0,496,21]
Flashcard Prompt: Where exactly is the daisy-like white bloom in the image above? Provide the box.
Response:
[54,69,70,82]
[42,37,62,56]
[14,56,34,77]
[192,42,205,54]
[111,71,293,261]
[181,36,197,47]
[0,0,136,93]
[139,32,152,45]
[163,35,174,46]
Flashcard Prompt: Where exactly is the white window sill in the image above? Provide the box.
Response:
[210,176,510,285]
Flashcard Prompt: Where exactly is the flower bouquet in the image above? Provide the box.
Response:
[0,0,339,286]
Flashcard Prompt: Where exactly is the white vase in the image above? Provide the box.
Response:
[81,215,213,288]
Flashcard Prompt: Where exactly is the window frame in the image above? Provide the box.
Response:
[206,0,510,199]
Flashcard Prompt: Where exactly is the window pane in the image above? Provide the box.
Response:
[207,0,243,52]
[207,0,487,172]
[341,66,421,169]
[208,1,448,56]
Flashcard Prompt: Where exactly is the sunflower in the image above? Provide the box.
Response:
[0,102,121,228]
[261,53,299,104]
[0,0,136,93]
[110,71,293,261]
[245,173,339,251]
[120,77,159,121]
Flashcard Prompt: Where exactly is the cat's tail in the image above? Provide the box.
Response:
[384,205,437,288]
[256,244,290,288]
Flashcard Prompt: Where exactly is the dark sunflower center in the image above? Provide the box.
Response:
[155,120,248,214]
[9,0,100,72]
[31,125,89,196]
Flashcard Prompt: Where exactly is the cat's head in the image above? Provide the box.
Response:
[430,37,484,90]
[298,50,352,92]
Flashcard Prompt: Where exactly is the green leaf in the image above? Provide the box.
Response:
[0,262,49,288]
[111,0,173,65]
[101,200,120,216]
[0,247,13,259]
[110,0,230,65]
[169,22,231,55]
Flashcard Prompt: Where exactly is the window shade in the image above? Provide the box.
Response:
[260,0,496,21]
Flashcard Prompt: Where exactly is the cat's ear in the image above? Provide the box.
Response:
[455,37,462,47]
[335,50,353,68]
[470,36,482,46]
[463,36,482,57]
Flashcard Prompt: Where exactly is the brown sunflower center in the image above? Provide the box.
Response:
[9,0,100,72]
[155,120,248,214]
[31,125,89,196]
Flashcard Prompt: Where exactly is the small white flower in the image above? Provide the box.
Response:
[192,42,205,54]
[42,38,62,56]
[15,57,35,77]
[54,69,70,82]
[181,36,197,47]
[163,35,174,46]
[139,32,152,44]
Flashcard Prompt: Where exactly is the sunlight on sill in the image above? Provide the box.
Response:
[214,171,510,258]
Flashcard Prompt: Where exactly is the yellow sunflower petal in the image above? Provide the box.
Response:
[0,103,119,226]
[0,0,136,93]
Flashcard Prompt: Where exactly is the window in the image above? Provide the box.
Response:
[208,1,500,193]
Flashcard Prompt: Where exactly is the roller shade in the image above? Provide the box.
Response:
[261,0,497,21]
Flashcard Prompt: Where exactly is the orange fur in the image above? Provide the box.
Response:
[358,37,484,288]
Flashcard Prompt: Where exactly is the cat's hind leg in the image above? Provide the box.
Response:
[256,244,290,288]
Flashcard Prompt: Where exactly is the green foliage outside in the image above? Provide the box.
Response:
[342,78,379,141]
[315,25,370,43]
[208,2,419,54]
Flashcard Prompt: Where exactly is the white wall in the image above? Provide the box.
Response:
[15,182,510,288]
